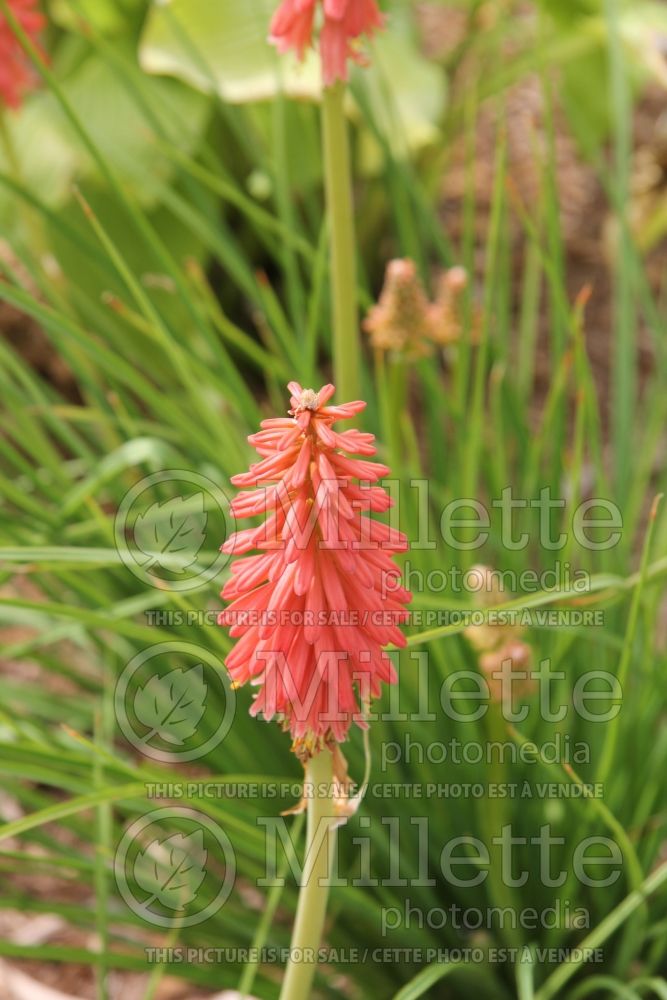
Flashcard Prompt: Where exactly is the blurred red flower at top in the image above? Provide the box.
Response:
[0,0,44,110]
[270,0,384,87]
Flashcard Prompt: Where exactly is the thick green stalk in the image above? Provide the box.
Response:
[321,83,360,401]
[279,749,336,1000]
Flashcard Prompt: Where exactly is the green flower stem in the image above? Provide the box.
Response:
[321,82,360,401]
[279,749,336,1000]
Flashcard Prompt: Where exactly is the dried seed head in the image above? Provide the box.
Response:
[363,258,433,357]
[479,641,535,703]
[463,564,534,704]
[428,266,477,346]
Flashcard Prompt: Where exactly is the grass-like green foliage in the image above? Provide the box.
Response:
[1,1,667,998]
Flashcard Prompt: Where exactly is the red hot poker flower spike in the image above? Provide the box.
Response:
[269,0,384,88]
[219,383,411,757]
[0,0,44,110]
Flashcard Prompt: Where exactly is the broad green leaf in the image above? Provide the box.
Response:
[0,46,210,220]
[0,93,80,215]
[50,0,144,36]
[619,2,667,88]
[61,49,210,206]
[353,18,447,167]
[139,0,321,102]
[139,0,446,163]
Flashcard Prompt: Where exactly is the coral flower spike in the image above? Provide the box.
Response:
[0,0,45,110]
[269,0,384,87]
[219,383,411,758]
